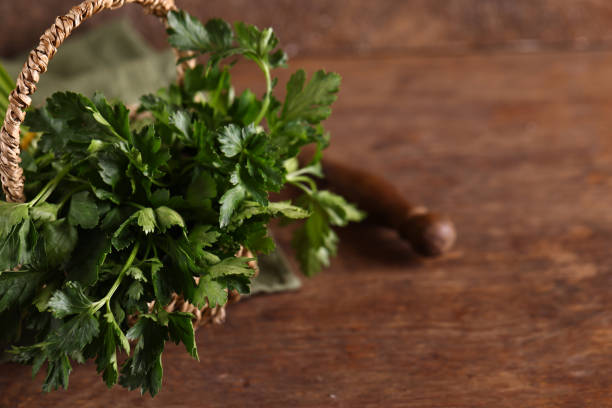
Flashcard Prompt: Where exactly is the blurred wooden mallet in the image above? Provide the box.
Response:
[315,156,457,257]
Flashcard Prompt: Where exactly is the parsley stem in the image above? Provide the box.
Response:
[288,166,321,178]
[34,152,52,163]
[92,241,140,313]
[253,61,272,126]
[66,174,90,185]
[28,165,72,206]
[287,175,317,194]
[143,240,152,261]
[288,179,314,195]
[127,202,146,210]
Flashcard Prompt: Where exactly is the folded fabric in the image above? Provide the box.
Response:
[3,20,175,106]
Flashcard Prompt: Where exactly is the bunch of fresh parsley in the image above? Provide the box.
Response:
[0,10,363,396]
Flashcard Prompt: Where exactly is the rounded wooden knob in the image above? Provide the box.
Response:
[399,212,457,257]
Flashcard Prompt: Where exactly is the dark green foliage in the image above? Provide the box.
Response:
[0,9,362,396]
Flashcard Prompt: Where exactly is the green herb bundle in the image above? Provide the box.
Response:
[0,11,363,395]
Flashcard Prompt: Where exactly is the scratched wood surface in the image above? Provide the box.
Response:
[4,1,612,407]
[2,50,612,408]
[4,0,612,57]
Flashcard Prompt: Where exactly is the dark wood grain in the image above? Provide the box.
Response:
[5,0,612,58]
[2,48,612,406]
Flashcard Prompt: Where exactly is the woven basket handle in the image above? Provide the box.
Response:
[0,0,185,203]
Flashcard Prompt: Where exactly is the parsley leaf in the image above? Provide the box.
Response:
[0,270,45,312]
[47,282,94,318]
[167,11,233,57]
[68,191,99,229]
[168,312,199,360]
[280,70,341,125]
[96,312,129,387]
[0,202,29,237]
[1,10,361,396]
[292,191,365,276]
[120,316,168,396]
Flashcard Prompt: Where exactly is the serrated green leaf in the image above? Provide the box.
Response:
[96,150,124,189]
[230,89,261,125]
[292,207,338,276]
[110,313,130,354]
[168,312,198,360]
[155,206,185,232]
[17,219,40,266]
[120,316,168,397]
[315,190,366,226]
[97,317,118,386]
[204,18,234,51]
[111,212,138,250]
[158,237,198,302]
[42,355,71,392]
[33,283,57,313]
[42,219,78,267]
[170,110,191,138]
[193,275,227,308]
[95,311,130,388]
[236,164,269,205]
[132,125,171,179]
[126,266,147,282]
[281,69,341,125]
[189,225,220,249]
[91,185,121,204]
[167,10,212,51]
[43,314,100,378]
[219,185,246,228]
[218,124,244,157]
[66,229,111,286]
[0,223,20,271]
[243,223,275,254]
[167,11,236,68]
[0,202,29,238]
[150,189,170,207]
[208,257,256,279]
[68,191,99,229]
[47,282,93,318]
[0,270,45,313]
[234,22,282,63]
[90,92,132,142]
[30,202,59,222]
[216,274,252,295]
[268,201,311,218]
[150,260,172,306]
[126,281,144,301]
[189,225,223,264]
[186,171,217,202]
[233,200,310,223]
[137,208,157,234]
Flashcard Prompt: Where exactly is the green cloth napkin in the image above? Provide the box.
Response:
[1,19,300,295]
[3,20,175,106]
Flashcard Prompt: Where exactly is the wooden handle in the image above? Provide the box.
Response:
[0,0,181,203]
[319,157,457,257]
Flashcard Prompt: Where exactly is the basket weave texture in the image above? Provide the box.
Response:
[0,0,255,329]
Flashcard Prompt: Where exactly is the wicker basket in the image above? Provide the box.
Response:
[0,0,256,329]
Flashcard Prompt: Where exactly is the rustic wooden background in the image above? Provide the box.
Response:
[3,1,612,407]
[4,0,612,57]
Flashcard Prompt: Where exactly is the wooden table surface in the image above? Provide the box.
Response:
[4,2,612,407]
[3,49,612,408]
